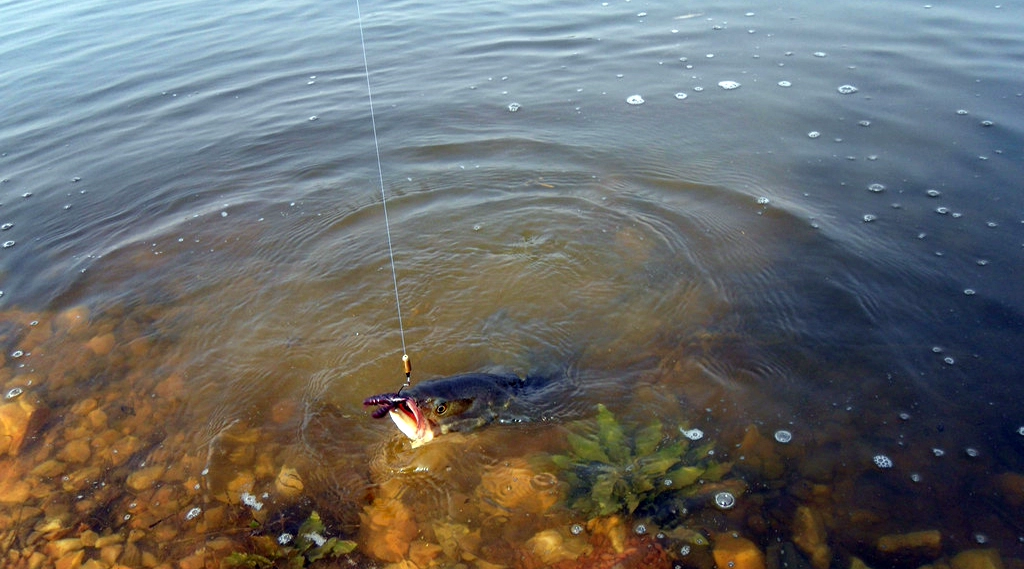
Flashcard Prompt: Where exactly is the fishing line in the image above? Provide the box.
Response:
[354,0,412,385]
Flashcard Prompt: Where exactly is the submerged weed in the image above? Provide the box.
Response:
[550,404,727,518]
[225,511,356,568]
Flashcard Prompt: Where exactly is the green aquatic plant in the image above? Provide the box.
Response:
[550,404,725,518]
[225,511,357,568]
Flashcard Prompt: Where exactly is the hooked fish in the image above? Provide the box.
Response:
[364,372,539,446]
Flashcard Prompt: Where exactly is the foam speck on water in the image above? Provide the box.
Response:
[674,92,688,100]
[867,183,885,193]
[873,454,893,469]
[808,131,821,138]
[837,84,859,94]
[241,492,264,511]
[626,94,645,105]
[774,429,793,443]
[185,507,202,521]
[778,81,792,87]
[718,80,741,90]
[680,427,704,440]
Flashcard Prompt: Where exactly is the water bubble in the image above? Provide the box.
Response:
[674,92,688,100]
[813,51,828,57]
[956,109,969,115]
[0,223,11,230]
[185,507,202,521]
[926,189,941,197]
[636,11,647,16]
[626,94,645,105]
[899,412,911,421]
[808,131,821,139]
[910,473,922,483]
[570,523,584,536]
[986,221,998,228]
[5,387,23,400]
[507,102,521,112]
[278,533,294,545]
[873,455,893,469]
[718,80,741,90]
[933,448,945,457]
[936,207,949,215]
[1016,426,1024,436]
[2,241,14,248]
[634,523,647,535]
[858,120,871,127]
[308,115,318,121]
[944,356,955,365]
[693,86,704,92]
[965,447,979,457]
[713,491,736,510]
[680,545,692,556]
[778,81,792,87]
[867,183,886,193]
[862,214,877,223]
[680,427,704,441]
[745,11,755,16]
[22,192,32,198]
[980,120,993,127]
[774,430,792,443]
[976,533,988,544]
[756,196,770,205]
[964,289,976,296]
[837,84,859,94]
[11,350,23,358]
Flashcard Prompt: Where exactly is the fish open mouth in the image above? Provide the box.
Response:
[364,394,434,445]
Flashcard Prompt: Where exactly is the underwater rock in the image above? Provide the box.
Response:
[274,465,304,499]
[950,549,1005,569]
[58,438,92,464]
[587,516,627,554]
[792,506,831,569]
[526,529,591,565]
[55,306,90,335]
[359,497,418,562]
[476,457,560,515]
[736,425,786,480]
[0,397,44,457]
[408,540,444,567]
[994,472,1024,507]
[126,465,166,492]
[85,333,115,356]
[876,529,942,557]
[713,533,766,569]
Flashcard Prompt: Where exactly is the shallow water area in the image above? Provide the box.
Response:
[2,0,1024,567]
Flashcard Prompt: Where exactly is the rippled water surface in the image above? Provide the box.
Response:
[1,0,1023,567]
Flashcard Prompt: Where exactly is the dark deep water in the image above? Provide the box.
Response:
[1,0,1022,567]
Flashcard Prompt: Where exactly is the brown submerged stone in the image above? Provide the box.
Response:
[792,505,831,569]
[713,533,766,569]
[951,549,1005,569]
[876,529,942,556]
[0,398,45,457]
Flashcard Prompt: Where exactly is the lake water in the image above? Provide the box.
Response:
[1,0,1022,567]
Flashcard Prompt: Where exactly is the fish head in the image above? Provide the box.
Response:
[364,391,476,446]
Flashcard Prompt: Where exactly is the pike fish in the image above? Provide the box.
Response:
[363,372,544,446]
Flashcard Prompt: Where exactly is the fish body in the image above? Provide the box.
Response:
[364,372,532,446]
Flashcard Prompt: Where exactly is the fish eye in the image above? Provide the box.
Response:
[435,404,447,415]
